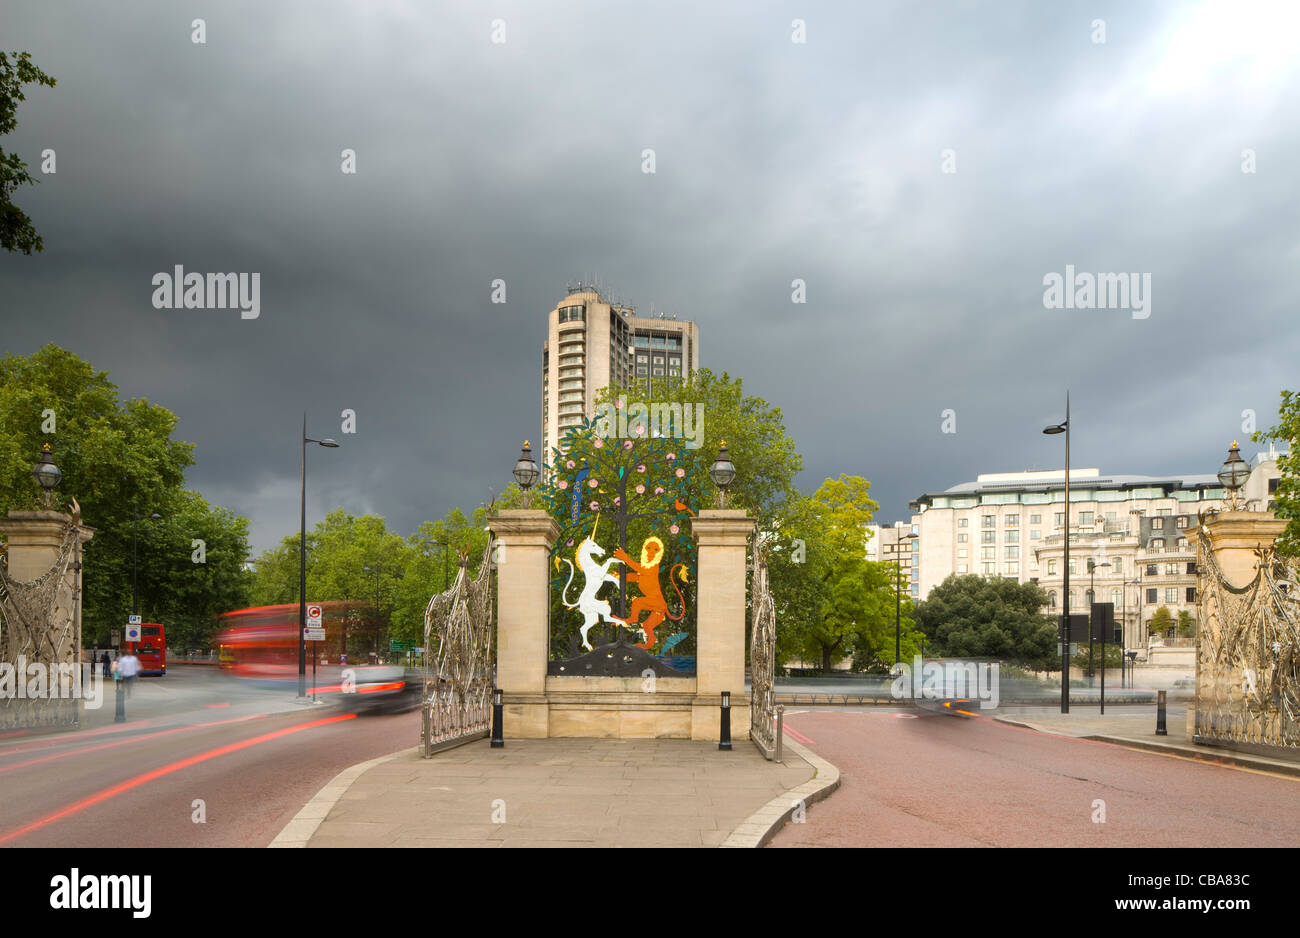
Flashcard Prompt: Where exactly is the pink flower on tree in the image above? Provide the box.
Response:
[666,452,676,462]
[557,480,568,490]
[636,464,646,473]
[594,438,604,448]
[675,468,685,478]
[623,440,634,449]
[589,501,600,510]
[635,484,645,494]
[654,486,665,495]
[670,524,679,534]
[589,478,599,488]
[565,460,576,469]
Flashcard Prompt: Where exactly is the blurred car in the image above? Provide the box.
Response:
[338,665,422,714]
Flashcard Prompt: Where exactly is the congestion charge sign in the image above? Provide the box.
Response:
[304,604,326,641]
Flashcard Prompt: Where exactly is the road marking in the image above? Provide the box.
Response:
[0,714,268,775]
[782,724,816,746]
[1096,741,1300,783]
[0,713,356,845]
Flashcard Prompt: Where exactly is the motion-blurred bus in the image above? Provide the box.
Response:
[214,602,363,679]
[136,623,166,676]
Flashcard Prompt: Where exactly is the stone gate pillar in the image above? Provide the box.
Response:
[0,510,95,728]
[690,509,754,741]
[488,509,558,739]
[1192,511,1287,742]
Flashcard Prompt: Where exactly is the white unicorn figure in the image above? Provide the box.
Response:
[558,516,626,651]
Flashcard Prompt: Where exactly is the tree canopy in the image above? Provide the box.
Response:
[913,574,1058,670]
[1,51,56,254]
[0,345,252,646]
[1253,390,1299,556]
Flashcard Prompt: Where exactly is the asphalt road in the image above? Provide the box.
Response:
[769,707,1300,847]
[0,666,419,847]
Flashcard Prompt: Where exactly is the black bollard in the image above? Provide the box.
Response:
[718,690,732,751]
[1156,689,1167,736]
[114,676,125,723]
[490,688,504,748]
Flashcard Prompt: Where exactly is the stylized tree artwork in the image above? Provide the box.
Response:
[539,412,708,662]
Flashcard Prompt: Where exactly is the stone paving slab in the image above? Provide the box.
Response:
[282,737,821,848]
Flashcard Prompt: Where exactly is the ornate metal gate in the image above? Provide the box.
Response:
[0,516,85,730]
[749,549,777,758]
[1195,531,1300,751]
[421,538,496,757]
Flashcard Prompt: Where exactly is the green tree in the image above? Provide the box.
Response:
[913,574,1058,670]
[1148,605,1174,639]
[1,51,56,254]
[1176,609,1195,639]
[591,369,803,529]
[0,345,249,644]
[1253,390,1299,555]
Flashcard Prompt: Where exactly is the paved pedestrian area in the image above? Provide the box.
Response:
[289,737,819,848]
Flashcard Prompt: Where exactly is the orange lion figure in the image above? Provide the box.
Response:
[613,536,687,650]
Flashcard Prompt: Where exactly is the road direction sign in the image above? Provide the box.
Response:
[304,627,326,642]
[306,604,323,626]
[390,639,410,652]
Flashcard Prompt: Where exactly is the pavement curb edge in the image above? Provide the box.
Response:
[720,736,841,848]
[267,745,421,847]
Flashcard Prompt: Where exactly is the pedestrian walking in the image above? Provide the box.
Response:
[117,648,140,697]
[101,651,111,677]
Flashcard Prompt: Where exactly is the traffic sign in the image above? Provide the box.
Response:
[390,639,411,652]
[128,615,142,625]
[111,631,121,646]
[306,604,323,626]
[304,627,326,642]
[126,625,141,643]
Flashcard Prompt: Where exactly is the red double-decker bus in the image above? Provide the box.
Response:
[136,623,166,676]
[214,602,359,679]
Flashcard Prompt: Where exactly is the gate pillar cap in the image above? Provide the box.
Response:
[488,510,559,541]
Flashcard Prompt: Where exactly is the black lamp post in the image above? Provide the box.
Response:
[710,441,736,508]
[299,415,340,698]
[33,443,62,508]
[513,441,540,506]
[1043,394,1070,713]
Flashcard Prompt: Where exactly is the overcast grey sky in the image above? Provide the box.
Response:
[3,0,1297,552]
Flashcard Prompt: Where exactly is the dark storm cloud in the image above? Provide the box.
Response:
[2,0,1297,551]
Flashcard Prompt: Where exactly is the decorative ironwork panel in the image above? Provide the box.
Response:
[421,538,495,756]
[750,551,777,758]
[1195,530,1300,750]
[0,517,84,730]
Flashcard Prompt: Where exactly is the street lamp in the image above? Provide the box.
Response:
[1043,393,1070,713]
[1217,441,1250,510]
[895,529,919,666]
[513,441,540,506]
[710,440,736,508]
[32,443,62,508]
[299,415,340,698]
